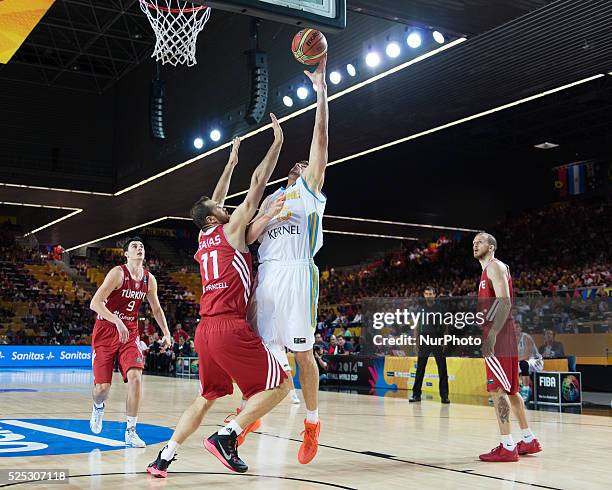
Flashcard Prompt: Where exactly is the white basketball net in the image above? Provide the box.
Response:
[140,0,211,67]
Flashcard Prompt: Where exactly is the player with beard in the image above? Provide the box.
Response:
[147,114,289,477]
[473,232,542,462]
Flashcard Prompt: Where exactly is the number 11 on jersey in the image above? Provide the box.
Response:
[202,250,219,281]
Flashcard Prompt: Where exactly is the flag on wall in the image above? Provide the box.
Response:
[553,161,595,198]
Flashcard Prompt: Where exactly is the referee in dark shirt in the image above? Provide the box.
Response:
[409,286,450,404]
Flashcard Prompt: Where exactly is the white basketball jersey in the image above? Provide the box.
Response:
[258,176,326,262]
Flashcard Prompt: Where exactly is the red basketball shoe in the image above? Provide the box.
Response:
[517,439,542,455]
[479,444,519,462]
[298,419,321,464]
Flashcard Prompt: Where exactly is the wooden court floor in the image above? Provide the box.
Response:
[0,369,610,489]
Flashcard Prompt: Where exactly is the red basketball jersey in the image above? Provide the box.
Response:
[98,264,149,329]
[194,225,252,318]
[478,258,517,357]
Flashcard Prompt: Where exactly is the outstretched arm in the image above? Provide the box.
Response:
[211,137,240,206]
[225,114,284,247]
[302,55,328,194]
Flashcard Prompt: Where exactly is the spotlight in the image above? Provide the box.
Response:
[385,41,401,58]
[365,51,381,67]
[346,63,357,77]
[282,95,294,107]
[329,70,342,84]
[433,31,445,44]
[193,137,204,149]
[210,129,221,142]
[297,86,309,100]
[407,31,422,48]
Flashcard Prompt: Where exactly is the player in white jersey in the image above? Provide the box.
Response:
[246,55,328,464]
[515,321,543,401]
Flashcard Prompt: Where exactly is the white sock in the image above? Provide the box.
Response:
[161,441,179,460]
[240,398,247,411]
[501,434,516,450]
[126,416,137,430]
[93,401,104,409]
[290,390,297,397]
[306,409,319,423]
[218,419,243,436]
[521,428,535,443]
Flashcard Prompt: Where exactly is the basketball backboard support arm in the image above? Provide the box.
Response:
[195,0,346,32]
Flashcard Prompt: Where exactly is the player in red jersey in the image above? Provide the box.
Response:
[473,232,542,462]
[89,237,171,447]
[147,114,288,477]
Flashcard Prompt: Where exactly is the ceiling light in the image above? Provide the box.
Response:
[407,32,422,49]
[534,142,559,149]
[365,51,381,67]
[385,41,401,58]
[296,86,309,99]
[433,31,445,44]
[329,71,342,84]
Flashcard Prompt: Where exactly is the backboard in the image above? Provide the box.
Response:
[198,0,346,32]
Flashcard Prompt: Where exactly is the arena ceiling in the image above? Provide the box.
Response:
[0,0,552,93]
[2,0,612,254]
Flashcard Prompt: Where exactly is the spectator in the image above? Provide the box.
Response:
[172,323,189,344]
[337,336,352,355]
[327,335,338,355]
[314,333,328,351]
[539,329,565,358]
[313,344,328,381]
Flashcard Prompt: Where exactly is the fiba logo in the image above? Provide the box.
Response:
[539,375,556,388]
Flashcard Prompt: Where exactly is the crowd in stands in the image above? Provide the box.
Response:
[0,199,609,376]
[319,200,611,304]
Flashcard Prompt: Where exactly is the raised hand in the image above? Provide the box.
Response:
[270,113,283,143]
[304,54,327,90]
[264,194,286,219]
[228,137,240,167]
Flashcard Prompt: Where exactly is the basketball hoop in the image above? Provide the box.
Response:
[140,0,211,67]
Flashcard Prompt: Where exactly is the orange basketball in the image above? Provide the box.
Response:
[291,29,327,65]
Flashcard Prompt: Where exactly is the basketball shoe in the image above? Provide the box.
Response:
[298,419,320,464]
[125,427,146,448]
[204,431,248,473]
[479,444,519,462]
[225,408,261,447]
[517,439,542,455]
[89,403,104,434]
[146,447,176,478]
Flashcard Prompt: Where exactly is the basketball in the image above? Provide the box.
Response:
[291,28,327,65]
